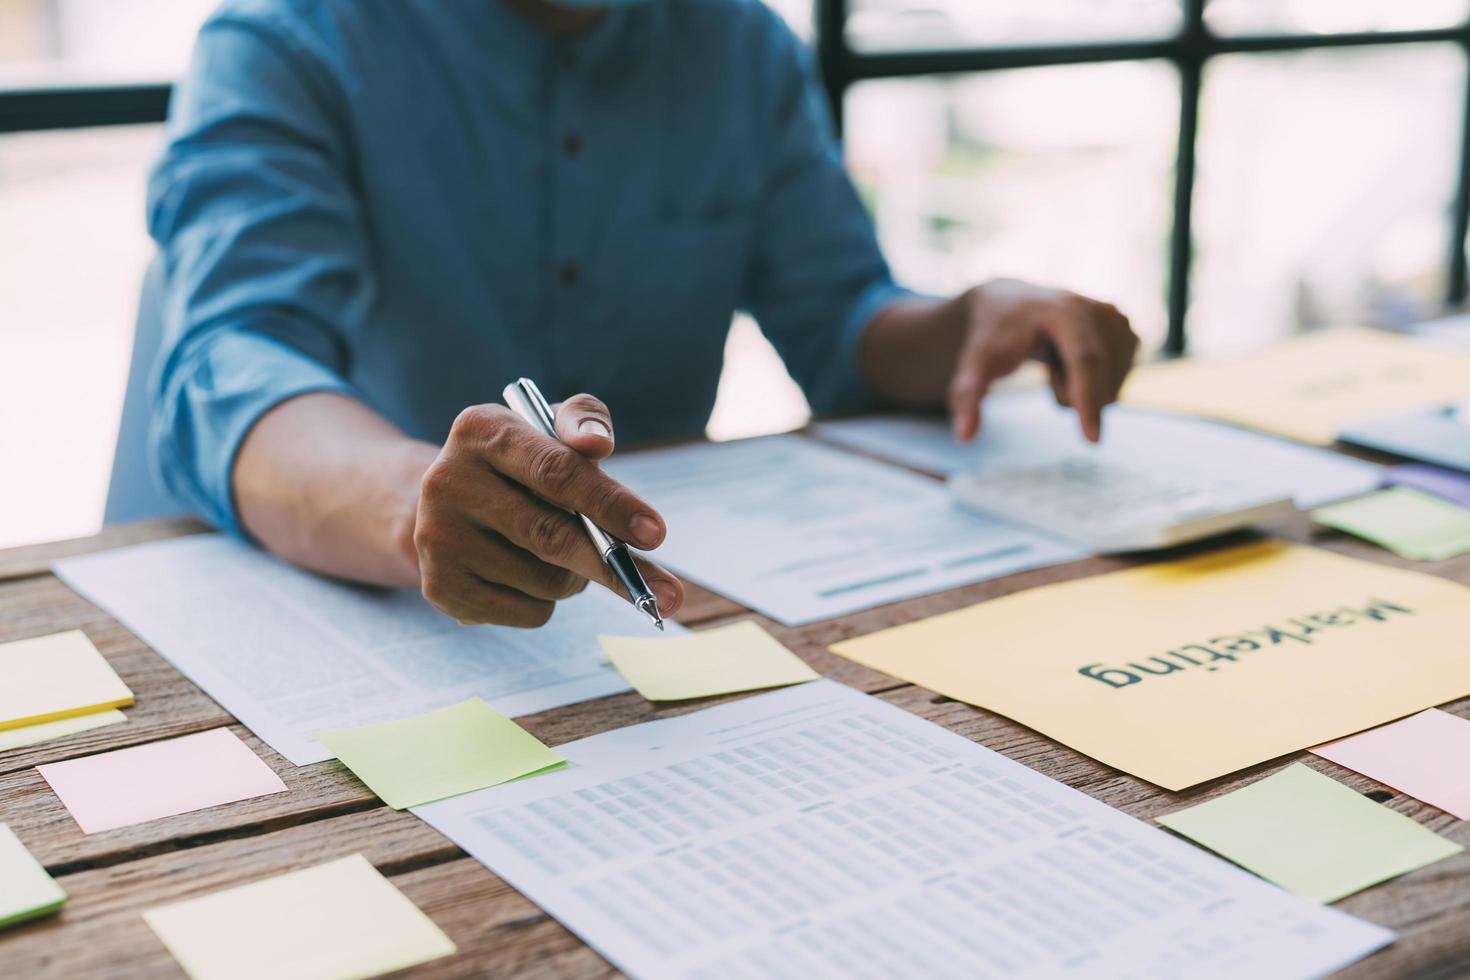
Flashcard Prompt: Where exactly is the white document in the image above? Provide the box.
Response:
[416,680,1393,980]
[602,436,1083,626]
[54,535,665,766]
[812,388,1383,509]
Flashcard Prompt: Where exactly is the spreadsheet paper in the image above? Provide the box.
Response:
[416,681,1393,979]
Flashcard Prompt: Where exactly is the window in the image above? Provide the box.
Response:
[0,124,163,546]
[1191,43,1465,353]
[846,0,1181,51]
[818,0,1470,357]
[846,62,1178,348]
[0,0,212,85]
[1,1,211,548]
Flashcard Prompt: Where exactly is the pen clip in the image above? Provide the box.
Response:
[503,378,558,438]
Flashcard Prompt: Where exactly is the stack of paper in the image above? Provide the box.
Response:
[144,854,455,980]
[1313,488,1470,561]
[0,824,65,929]
[54,535,666,766]
[417,681,1393,978]
[811,386,1382,509]
[1158,764,1462,902]
[0,632,132,749]
[599,620,819,701]
[1312,710,1470,820]
[38,729,287,834]
[604,435,1085,626]
[1123,327,1470,445]
[832,540,1470,789]
[316,699,565,810]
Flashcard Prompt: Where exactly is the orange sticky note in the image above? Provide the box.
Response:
[1312,709,1470,820]
[37,729,287,834]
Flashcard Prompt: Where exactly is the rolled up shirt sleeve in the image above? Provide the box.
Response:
[740,13,912,417]
[146,10,370,534]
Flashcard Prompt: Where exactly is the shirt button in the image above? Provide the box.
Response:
[560,262,580,285]
[562,132,582,157]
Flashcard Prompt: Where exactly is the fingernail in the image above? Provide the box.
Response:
[577,418,611,439]
[630,514,661,549]
[652,579,680,613]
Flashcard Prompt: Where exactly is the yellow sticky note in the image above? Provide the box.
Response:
[316,699,564,810]
[600,621,820,701]
[1124,328,1470,445]
[832,540,1470,790]
[0,631,134,732]
[0,709,126,753]
[0,823,66,929]
[144,854,456,980]
[1313,488,1470,561]
[1158,764,1462,902]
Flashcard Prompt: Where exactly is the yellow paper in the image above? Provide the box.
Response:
[0,709,126,753]
[143,854,455,980]
[832,541,1470,790]
[1123,328,1470,445]
[0,823,66,929]
[0,631,134,731]
[600,621,820,701]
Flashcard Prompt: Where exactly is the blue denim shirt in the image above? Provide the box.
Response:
[146,0,907,532]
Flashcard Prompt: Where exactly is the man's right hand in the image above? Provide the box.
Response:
[413,393,685,627]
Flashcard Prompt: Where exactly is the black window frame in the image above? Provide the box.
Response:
[818,0,1470,354]
[3,0,1469,354]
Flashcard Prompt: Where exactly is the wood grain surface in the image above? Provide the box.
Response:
[2,432,1467,978]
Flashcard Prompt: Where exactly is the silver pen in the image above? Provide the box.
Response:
[503,378,664,631]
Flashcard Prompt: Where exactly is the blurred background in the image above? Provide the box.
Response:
[3,0,1470,547]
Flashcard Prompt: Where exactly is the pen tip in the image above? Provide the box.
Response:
[636,594,664,631]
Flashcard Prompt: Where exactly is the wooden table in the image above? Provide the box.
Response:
[2,438,1469,978]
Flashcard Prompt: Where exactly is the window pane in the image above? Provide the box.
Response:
[762,0,814,43]
[848,1,1182,52]
[846,62,1179,349]
[0,124,159,547]
[1189,44,1464,356]
[1205,0,1470,36]
[0,0,213,86]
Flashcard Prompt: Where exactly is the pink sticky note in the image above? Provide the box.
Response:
[37,729,287,834]
[1311,709,1470,820]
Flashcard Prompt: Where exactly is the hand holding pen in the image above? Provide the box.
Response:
[504,379,666,630]
[412,387,683,628]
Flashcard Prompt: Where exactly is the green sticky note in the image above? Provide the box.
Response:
[600,620,820,702]
[1313,487,1470,561]
[0,823,66,929]
[316,699,565,809]
[1158,763,1463,902]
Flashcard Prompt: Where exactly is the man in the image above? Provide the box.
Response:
[147,0,1138,628]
